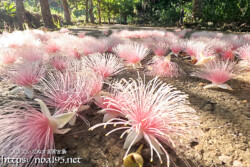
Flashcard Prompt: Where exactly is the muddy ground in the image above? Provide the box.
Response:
[0,26,249,167]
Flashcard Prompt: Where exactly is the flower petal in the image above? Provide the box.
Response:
[9,87,22,95]
[53,112,76,128]
[123,129,143,149]
[23,86,34,99]
[35,98,52,118]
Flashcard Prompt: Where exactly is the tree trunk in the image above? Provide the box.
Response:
[107,3,111,24]
[62,0,72,24]
[89,0,95,23]
[85,0,89,23]
[193,0,202,20]
[16,0,25,30]
[39,0,55,28]
[123,15,127,24]
[97,0,101,24]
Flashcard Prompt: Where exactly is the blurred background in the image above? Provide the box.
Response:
[0,0,250,31]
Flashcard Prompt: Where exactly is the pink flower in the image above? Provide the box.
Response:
[191,59,242,90]
[6,61,45,87]
[69,60,104,98]
[103,30,109,35]
[78,32,86,38]
[82,53,124,80]
[77,31,86,38]
[16,45,45,62]
[96,38,109,53]
[106,36,126,53]
[165,31,178,38]
[38,71,91,113]
[237,44,250,61]
[1,30,42,48]
[88,73,104,98]
[208,39,232,54]
[171,45,183,54]
[146,56,185,77]
[185,40,215,65]
[148,30,166,38]
[221,49,235,60]
[0,48,17,65]
[223,34,244,51]
[174,29,187,38]
[89,77,198,165]
[191,31,219,39]
[185,41,206,57]
[29,29,48,42]
[113,30,165,39]
[5,61,45,98]
[94,91,125,122]
[237,44,250,71]
[37,69,103,125]
[46,43,61,54]
[49,55,70,71]
[141,37,155,49]
[60,28,70,33]
[0,99,74,166]
[168,38,185,55]
[113,42,150,67]
[46,34,82,59]
[79,36,106,55]
[68,49,82,59]
[152,42,170,57]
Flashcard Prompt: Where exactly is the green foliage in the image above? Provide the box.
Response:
[155,2,182,25]
[53,17,61,28]
[24,0,40,12]
[1,0,249,30]
[203,0,250,24]
[50,7,63,17]
[183,2,193,23]
[0,1,16,16]
[23,22,30,30]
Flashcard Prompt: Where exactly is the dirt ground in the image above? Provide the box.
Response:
[0,26,249,167]
[54,59,250,167]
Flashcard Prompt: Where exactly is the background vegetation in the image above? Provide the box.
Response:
[1,0,250,31]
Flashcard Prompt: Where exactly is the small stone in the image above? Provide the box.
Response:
[233,160,243,167]
[199,149,204,154]
[114,157,121,166]
[204,127,210,132]
[95,135,100,139]
[242,100,248,103]
[214,106,223,112]
[203,104,213,111]
[230,105,238,111]
[210,101,217,104]
[198,82,204,86]
[219,155,232,164]
[190,138,199,147]
[243,111,250,118]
